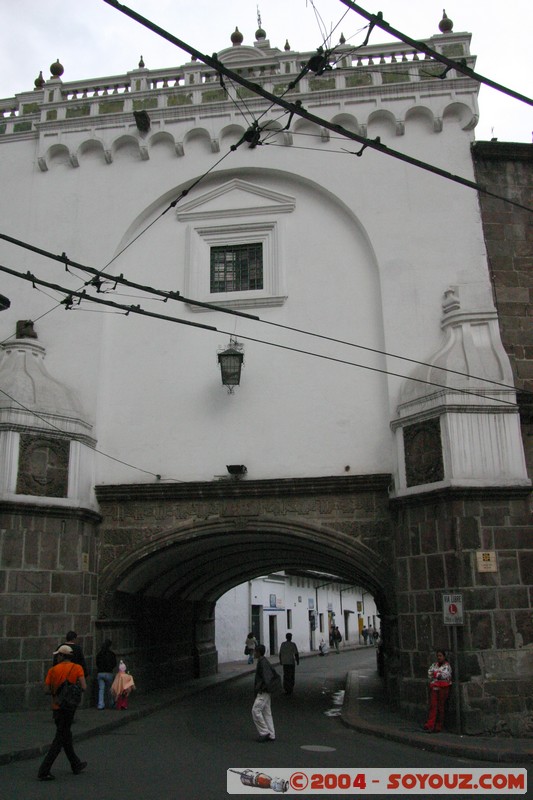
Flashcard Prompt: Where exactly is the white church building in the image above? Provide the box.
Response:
[0,11,530,735]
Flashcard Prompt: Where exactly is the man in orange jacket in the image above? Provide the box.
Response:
[37,645,88,781]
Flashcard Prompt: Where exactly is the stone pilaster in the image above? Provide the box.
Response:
[0,503,100,710]
[392,487,533,736]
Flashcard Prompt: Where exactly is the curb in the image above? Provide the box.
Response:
[0,667,256,766]
[341,671,533,765]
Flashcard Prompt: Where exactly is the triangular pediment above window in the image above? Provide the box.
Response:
[176,179,296,222]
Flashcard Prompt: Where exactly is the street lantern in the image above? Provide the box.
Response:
[0,294,10,311]
[217,338,244,393]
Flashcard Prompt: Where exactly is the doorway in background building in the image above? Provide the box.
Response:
[268,614,277,656]
[308,610,316,651]
[251,604,262,645]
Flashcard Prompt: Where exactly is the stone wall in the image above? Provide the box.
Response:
[472,141,533,478]
[392,487,533,736]
[95,476,395,690]
[0,503,100,711]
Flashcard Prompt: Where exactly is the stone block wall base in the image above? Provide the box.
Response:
[391,486,532,737]
[0,502,100,711]
[195,645,218,678]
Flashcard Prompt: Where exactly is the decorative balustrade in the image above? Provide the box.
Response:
[0,33,473,137]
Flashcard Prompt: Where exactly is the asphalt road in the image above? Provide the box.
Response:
[6,649,531,800]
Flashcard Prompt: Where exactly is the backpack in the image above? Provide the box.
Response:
[265,664,282,695]
[56,666,83,710]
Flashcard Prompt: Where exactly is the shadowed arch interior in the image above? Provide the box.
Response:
[95,476,394,684]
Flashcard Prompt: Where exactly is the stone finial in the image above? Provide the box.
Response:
[231,27,243,46]
[442,286,460,314]
[138,55,145,68]
[439,10,453,33]
[34,70,45,90]
[339,32,346,45]
[16,320,38,339]
[284,39,291,51]
[50,59,64,79]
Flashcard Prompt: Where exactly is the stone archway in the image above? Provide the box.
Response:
[95,475,395,686]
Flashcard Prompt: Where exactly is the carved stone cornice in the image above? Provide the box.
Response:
[95,473,392,503]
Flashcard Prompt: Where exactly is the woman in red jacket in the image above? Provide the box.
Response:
[423,650,452,733]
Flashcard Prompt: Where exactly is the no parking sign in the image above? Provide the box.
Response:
[442,593,464,625]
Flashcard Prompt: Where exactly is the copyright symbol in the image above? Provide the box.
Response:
[290,772,309,791]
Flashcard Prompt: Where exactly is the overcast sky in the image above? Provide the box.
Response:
[1,0,531,143]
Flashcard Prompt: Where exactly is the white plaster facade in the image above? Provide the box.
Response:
[215,572,378,662]
[0,23,528,509]
[1,21,531,730]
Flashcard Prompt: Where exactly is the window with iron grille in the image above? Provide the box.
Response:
[210,243,263,293]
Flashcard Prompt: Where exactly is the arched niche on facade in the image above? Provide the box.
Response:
[330,112,363,136]
[77,138,108,165]
[148,131,178,161]
[366,109,397,140]
[47,143,71,168]
[220,123,246,150]
[404,105,435,135]
[442,101,478,131]
[292,118,324,143]
[183,126,217,155]
[112,134,144,161]
[261,119,289,146]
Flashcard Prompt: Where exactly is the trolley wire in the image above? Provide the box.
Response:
[0,263,522,408]
[338,0,533,107]
[1,230,529,396]
[99,0,533,214]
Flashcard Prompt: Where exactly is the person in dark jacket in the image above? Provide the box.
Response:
[252,645,276,742]
[95,639,117,709]
[278,633,299,694]
[53,631,88,677]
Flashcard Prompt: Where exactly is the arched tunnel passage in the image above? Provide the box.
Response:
[96,516,396,689]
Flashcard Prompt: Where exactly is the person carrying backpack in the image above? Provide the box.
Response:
[37,645,87,781]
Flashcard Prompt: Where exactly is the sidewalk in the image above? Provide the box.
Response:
[1,651,531,767]
[342,668,533,764]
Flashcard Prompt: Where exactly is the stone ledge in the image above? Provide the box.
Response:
[390,484,532,509]
[95,474,392,503]
[0,502,101,523]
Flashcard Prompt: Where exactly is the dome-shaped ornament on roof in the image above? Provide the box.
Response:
[339,32,346,45]
[231,27,244,46]
[256,26,266,40]
[284,39,291,51]
[138,55,145,68]
[439,10,453,33]
[34,70,45,89]
[50,59,64,79]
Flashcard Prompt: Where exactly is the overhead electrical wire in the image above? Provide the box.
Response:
[0,385,176,481]
[100,0,533,214]
[1,8,527,481]
[0,263,522,409]
[0,146,237,345]
[0,230,529,397]
[86,148,235,280]
[337,0,533,107]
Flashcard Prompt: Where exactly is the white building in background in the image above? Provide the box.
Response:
[215,572,378,661]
